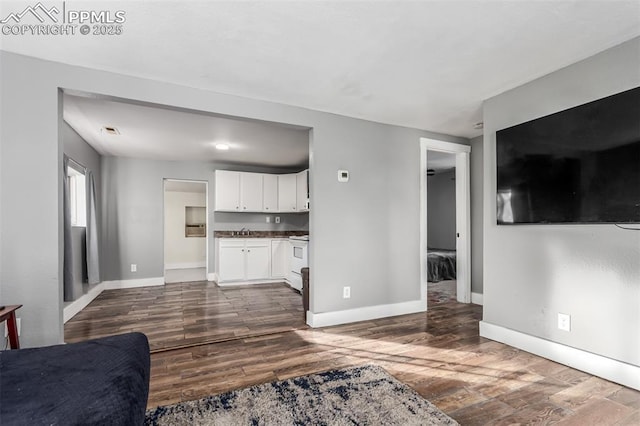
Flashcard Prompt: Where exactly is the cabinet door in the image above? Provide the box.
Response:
[245,243,270,280]
[278,174,297,212]
[270,239,289,278]
[240,172,263,212]
[218,245,245,281]
[215,170,240,211]
[263,174,278,212]
[296,169,309,211]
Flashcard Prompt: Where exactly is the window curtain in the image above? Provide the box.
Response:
[85,170,100,285]
[63,155,74,301]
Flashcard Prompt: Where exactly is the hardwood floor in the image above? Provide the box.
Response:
[148,293,639,425]
[64,281,307,351]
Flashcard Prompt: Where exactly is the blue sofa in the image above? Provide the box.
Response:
[0,332,150,425]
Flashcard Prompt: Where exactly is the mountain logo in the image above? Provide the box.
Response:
[0,2,60,24]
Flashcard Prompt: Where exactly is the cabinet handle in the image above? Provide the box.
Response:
[243,206,247,210]
[236,206,239,209]
[241,249,244,252]
[247,249,251,252]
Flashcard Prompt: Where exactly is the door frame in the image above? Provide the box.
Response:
[162,178,209,282]
[419,138,471,304]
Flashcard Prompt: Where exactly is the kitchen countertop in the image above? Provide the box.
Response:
[214,230,309,238]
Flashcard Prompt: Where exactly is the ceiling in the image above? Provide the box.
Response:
[63,94,310,167]
[427,150,456,172]
[3,1,639,141]
[164,180,206,193]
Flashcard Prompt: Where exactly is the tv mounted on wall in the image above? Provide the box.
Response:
[496,87,640,225]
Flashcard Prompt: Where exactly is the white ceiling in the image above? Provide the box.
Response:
[3,1,639,140]
[63,94,310,167]
[164,180,206,193]
[427,150,456,172]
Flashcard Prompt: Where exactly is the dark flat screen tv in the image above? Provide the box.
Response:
[496,87,640,225]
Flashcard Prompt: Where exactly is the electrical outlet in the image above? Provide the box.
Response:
[4,318,20,337]
[558,313,571,331]
[266,216,271,223]
[275,216,281,224]
[343,286,351,299]
[131,264,137,272]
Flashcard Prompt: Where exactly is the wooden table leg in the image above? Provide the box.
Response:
[6,312,20,349]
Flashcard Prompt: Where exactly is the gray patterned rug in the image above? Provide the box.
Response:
[145,364,458,425]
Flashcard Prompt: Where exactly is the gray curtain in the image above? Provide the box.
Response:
[63,155,74,301]
[86,170,100,285]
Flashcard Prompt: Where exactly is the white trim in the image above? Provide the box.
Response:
[420,138,472,305]
[216,278,284,287]
[307,299,427,328]
[63,282,105,323]
[471,292,483,305]
[103,276,165,290]
[207,273,217,282]
[165,261,206,270]
[479,321,640,391]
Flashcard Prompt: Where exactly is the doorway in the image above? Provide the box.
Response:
[163,179,208,283]
[420,138,471,305]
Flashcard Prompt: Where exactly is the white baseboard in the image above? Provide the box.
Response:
[216,278,284,287]
[165,261,206,270]
[103,277,165,290]
[63,282,105,323]
[307,299,427,328]
[207,273,217,282]
[479,321,640,391]
[471,292,483,305]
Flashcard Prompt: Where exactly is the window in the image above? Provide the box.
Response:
[68,165,86,227]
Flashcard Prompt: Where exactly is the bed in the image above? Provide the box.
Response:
[427,248,457,282]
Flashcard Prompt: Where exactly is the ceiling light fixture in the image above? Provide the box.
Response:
[215,143,230,151]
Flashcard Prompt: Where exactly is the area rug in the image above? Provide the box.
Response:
[145,364,458,425]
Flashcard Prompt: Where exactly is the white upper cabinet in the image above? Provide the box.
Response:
[216,169,309,213]
[240,172,263,212]
[296,169,309,212]
[214,170,240,211]
[263,174,278,212]
[278,174,298,212]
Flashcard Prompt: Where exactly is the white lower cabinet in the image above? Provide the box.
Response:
[270,239,290,279]
[217,238,272,283]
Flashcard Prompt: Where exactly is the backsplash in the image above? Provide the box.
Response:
[212,212,308,232]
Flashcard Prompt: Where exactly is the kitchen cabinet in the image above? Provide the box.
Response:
[214,170,240,211]
[217,238,271,282]
[215,171,263,212]
[270,239,290,279]
[278,174,297,212]
[216,169,309,213]
[217,240,245,281]
[296,169,309,212]
[263,174,278,212]
[240,172,263,212]
[245,239,270,280]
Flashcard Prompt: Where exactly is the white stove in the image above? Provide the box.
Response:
[287,235,309,291]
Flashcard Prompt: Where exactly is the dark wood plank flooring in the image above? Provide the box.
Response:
[148,287,639,425]
[64,281,307,351]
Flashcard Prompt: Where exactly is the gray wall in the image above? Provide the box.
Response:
[101,156,309,281]
[470,135,483,294]
[63,122,102,300]
[0,50,467,347]
[482,37,640,366]
[427,169,456,250]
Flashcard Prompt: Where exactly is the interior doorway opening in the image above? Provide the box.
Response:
[420,138,471,306]
[163,179,208,284]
